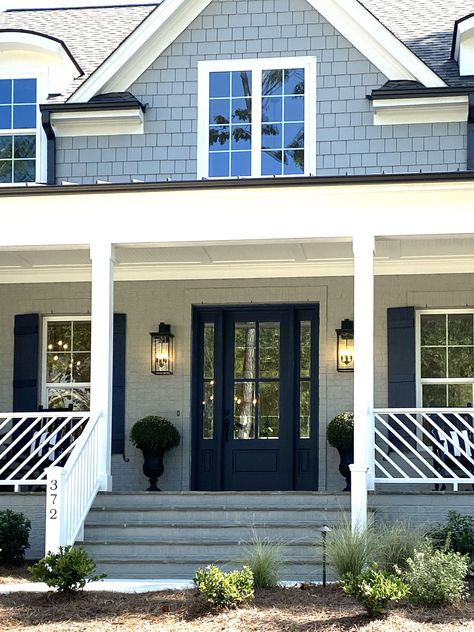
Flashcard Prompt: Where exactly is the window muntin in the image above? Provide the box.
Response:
[417,310,474,407]
[43,318,91,411]
[199,57,316,179]
[0,78,37,184]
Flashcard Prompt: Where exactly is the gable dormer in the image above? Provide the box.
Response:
[452,13,474,76]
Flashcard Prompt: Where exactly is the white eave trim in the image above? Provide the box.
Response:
[373,95,469,125]
[69,0,445,103]
[69,0,213,102]
[50,108,144,137]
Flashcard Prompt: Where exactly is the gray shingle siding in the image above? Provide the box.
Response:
[55,0,467,184]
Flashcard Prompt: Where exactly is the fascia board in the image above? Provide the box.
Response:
[373,95,469,125]
[51,108,144,137]
[306,0,446,87]
[69,0,212,103]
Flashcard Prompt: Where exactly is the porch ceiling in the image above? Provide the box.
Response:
[0,236,474,283]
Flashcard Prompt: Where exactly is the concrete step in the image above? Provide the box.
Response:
[82,492,347,582]
[92,559,332,582]
[83,521,329,542]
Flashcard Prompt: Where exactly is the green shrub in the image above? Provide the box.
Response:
[0,509,31,565]
[327,518,375,579]
[194,565,254,608]
[428,511,474,564]
[327,412,354,450]
[375,521,426,573]
[242,531,283,588]
[130,415,180,453]
[342,563,409,617]
[29,545,106,594]
[404,541,468,607]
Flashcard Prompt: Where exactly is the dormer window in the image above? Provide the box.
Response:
[0,78,37,184]
[198,57,316,179]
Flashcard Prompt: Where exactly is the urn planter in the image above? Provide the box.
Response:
[130,416,180,492]
[326,412,354,492]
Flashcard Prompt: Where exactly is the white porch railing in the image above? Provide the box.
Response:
[373,408,474,490]
[45,411,102,554]
[0,412,89,491]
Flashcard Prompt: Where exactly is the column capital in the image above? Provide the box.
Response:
[89,241,116,263]
[352,234,375,256]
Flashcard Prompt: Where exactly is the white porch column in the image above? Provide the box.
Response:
[90,241,115,491]
[350,234,375,530]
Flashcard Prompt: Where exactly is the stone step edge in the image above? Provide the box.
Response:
[84,539,321,546]
[92,558,324,567]
[84,521,335,528]
[89,505,349,513]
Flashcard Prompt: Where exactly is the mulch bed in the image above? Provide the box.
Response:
[1,581,474,631]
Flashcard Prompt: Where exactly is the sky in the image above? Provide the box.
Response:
[0,0,160,8]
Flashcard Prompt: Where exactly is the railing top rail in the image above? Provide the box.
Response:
[0,412,90,419]
[374,408,474,414]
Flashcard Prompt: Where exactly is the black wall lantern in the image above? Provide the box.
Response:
[150,323,174,375]
[336,319,354,372]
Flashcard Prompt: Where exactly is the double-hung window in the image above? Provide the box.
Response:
[198,57,316,179]
[0,78,37,184]
[417,309,474,407]
[42,317,91,411]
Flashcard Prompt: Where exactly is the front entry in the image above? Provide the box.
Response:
[192,304,319,491]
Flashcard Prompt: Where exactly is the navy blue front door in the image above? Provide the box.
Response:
[192,304,319,491]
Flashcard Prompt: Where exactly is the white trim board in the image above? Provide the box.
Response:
[51,108,144,137]
[69,0,445,103]
[373,96,469,125]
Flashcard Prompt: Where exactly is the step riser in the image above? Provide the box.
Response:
[84,525,325,541]
[92,492,351,510]
[92,561,334,582]
[84,542,320,558]
[87,509,347,524]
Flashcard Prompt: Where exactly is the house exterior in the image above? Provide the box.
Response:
[2,0,474,566]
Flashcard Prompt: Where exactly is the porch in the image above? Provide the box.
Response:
[1,175,474,557]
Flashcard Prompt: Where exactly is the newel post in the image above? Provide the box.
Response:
[350,234,375,530]
[90,241,115,491]
[45,466,65,554]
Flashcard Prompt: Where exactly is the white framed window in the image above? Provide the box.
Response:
[42,316,91,411]
[0,76,40,184]
[197,57,316,179]
[416,308,474,408]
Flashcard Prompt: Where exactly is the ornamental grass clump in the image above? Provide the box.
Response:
[326,518,376,579]
[404,541,469,607]
[375,520,426,573]
[0,509,31,565]
[194,565,254,608]
[242,530,284,588]
[342,563,409,617]
[29,545,106,594]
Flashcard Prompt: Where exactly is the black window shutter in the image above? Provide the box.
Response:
[387,306,416,447]
[13,313,40,412]
[112,313,126,454]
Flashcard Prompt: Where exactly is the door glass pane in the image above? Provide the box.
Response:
[259,322,280,378]
[234,322,256,378]
[234,382,256,439]
[448,313,473,345]
[448,384,473,407]
[420,314,445,346]
[203,380,215,439]
[258,382,279,439]
[203,323,215,379]
[422,384,447,407]
[300,381,311,439]
[300,321,311,377]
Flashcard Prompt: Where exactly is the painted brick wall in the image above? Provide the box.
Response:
[1,273,474,493]
[55,0,466,184]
